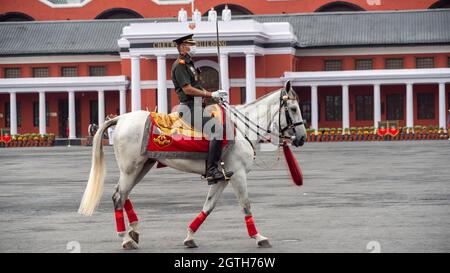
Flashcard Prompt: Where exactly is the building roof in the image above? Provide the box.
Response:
[0,9,449,56]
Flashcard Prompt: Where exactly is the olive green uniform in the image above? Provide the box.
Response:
[171,54,219,135]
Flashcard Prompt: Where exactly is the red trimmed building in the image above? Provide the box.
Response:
[0,0,449,138]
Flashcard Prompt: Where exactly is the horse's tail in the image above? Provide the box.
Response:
[78,116,120,216]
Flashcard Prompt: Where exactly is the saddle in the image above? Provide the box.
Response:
[141,104,231,159]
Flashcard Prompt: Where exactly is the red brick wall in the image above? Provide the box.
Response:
[0,0,439,21]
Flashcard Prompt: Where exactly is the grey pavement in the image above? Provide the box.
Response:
[0,141,449,253]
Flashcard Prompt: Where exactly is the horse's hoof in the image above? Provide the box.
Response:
[122,239,139,250]
[184,239,198,248]
[128,230,139,244]
[258,239,272,248]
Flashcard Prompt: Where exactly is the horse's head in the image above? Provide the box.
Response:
[278,81,307,147]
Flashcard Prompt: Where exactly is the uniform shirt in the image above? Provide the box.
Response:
[171,54,204,103]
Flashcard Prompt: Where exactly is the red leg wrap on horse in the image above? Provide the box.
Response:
[114,209,126,233]
[124,199,138,224]
[245,215,258,237]
[189,211,208,232]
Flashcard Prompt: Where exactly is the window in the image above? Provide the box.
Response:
[89,66,106,76]
[33,101,50,127]
[32,67,49,78]
[386,94,404,120]
[385,58,404,69]
[40,0,92,8]
[355,59,373,70]
[417,93,435,119]
[61,67,78,77]
[325,95,342,121]
[315,2,365,12]
[324,60,342,71]
[5,102,21,127]
[416,57,434,68]
[95,8,143,19]
[300,102,311,127]
[447,57,450,68]
[355,95,373,120]
[4,68,21,78]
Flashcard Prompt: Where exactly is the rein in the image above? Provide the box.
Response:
[221,88,304,147]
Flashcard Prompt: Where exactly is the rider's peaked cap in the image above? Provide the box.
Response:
[173,34,196,45]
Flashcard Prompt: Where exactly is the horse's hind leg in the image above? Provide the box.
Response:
[112,159,156,249]
[229,169,271,248]
[183,181,229,248]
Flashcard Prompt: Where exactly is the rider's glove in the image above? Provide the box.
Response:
[211,90,228,101]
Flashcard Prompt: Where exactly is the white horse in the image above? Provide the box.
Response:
[78,82,307,249]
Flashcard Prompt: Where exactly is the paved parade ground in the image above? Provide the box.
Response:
[1,141,449,253]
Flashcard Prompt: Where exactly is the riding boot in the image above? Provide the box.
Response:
[206,139,233,185]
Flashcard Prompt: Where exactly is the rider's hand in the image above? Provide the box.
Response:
[211,90,228,101]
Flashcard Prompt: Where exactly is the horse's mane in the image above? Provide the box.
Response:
[236,88,282,109]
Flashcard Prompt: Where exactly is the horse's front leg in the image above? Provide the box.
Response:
[184,181,229,248]
[229,169,272,248]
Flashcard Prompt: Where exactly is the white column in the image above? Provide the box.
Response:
[245,53,256,103]
[39,91,46,135]
[9,92,17,135]
[131,55,141,111]
[119,88,126,115]
[311,85,318,132]
[157,55,168,114]
[342,85,350,132]
[98,90,105,126]
[374,84,381,128]
[68,90,76,139]
[438,83,446,131]
[219,53,230,92]
[406,83,414,129]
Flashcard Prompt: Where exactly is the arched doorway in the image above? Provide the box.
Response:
[203,4,253,16]
[429,0,450,9]
[0,12,34,22]
[315,1,365,12]
[199,66,219,91]
[95,8,143,20]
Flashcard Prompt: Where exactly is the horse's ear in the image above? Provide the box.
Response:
[284,80,291,92]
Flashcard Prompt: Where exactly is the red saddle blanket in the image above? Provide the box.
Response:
[141,104,231,159]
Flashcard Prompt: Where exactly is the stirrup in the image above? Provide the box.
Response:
[220,162,232,181]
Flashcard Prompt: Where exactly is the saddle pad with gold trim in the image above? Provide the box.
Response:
[141,104,230,159]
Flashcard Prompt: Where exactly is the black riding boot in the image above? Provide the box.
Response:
[206,139,233,185]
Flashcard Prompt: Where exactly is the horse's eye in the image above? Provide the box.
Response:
[290,106,297,112]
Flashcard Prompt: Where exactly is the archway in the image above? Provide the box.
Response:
[429,0,450,9]
[0,12,34,22]
[203,4,253,16]
[195,61,220,91]
[95,8,143,20]
[315,1,365,12]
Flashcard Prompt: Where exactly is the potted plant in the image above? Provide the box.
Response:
[342,128,349,141]
[412,125,420,140]
[48,134,55,146]
[322,128,330,142]
[439,127,445,139]
[316,129,322,142]
[306,128,314,142]
[329,128,336,141]
[336,128,343,141]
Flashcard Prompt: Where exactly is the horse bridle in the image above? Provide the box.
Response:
[278,88,305,139]
[221,88,304,145]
